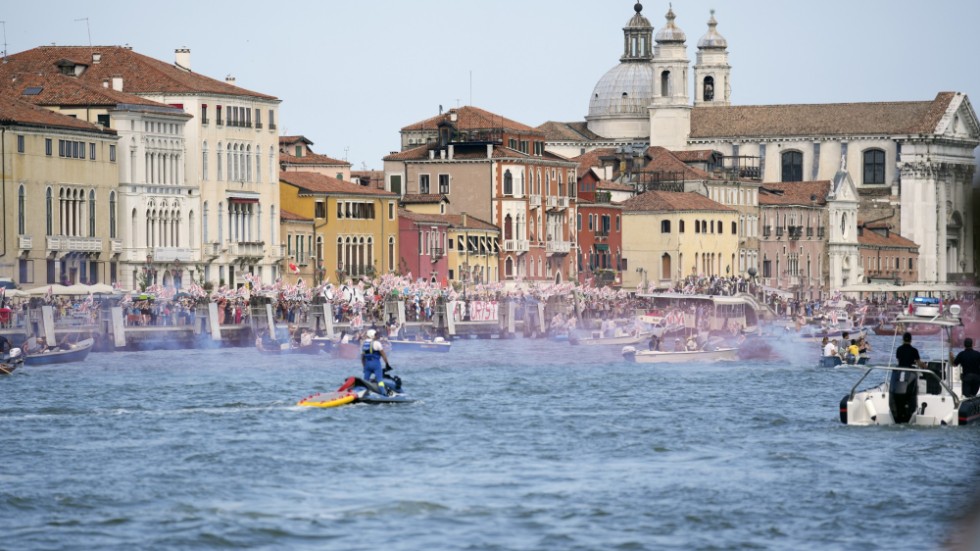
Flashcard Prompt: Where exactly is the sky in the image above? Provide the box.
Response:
[4,0,980,170]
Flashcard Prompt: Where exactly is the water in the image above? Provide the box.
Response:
[1,334,977,550]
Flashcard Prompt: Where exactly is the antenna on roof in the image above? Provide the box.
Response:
[74,17,91,47]
[469,70,472,106]
[0,21,6,63]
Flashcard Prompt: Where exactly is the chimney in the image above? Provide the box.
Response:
[449,109,458,122]
[175,47,191,71]
[448,145,454,160]
[102,79,109,88]
[462,212,468,227]
[91,52,102,64]
[225,75,236,84]
[111,76,123,92]
[429,150,435,160]
[440,149,446,160]
[486,144,493,158]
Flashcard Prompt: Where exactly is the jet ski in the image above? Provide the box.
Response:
[297,367,414,408]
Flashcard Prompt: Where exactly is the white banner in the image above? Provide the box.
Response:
[468,300,499,322]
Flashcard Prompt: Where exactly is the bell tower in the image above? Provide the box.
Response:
[693,10,731,107]
[649,6,691,150]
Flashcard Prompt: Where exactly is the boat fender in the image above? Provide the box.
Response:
[958,397,980,425]
[839,396,849,424]
[941,411,955,426]
[864,397,878,423]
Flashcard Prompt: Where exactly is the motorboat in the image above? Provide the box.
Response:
[871,322,941,336]
[839,303,980,426]
[621,345,738,364]
[571,330,649,346]
[23,337,94,366]
[389,338,452,352]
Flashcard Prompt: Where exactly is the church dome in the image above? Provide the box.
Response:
[588,62,656,118]
[697,10,727,49]
[626,2,651,29]
[654,7,686,43]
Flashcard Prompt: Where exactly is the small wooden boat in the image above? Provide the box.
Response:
[23,338,94,366]
[389,338,452,352]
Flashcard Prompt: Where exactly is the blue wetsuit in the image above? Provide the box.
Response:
[361,339,386,392]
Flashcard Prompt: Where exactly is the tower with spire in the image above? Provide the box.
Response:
[648,5,691,150]
[693,10,731,107]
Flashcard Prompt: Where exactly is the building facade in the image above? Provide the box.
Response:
[757,181,831,299]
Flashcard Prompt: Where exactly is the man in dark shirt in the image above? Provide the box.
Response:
[896,332,923,368]
[953,338,980,397]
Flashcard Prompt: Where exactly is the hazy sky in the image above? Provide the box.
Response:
[4,1,979,169]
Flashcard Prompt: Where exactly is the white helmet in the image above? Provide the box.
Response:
[366,329,377,339]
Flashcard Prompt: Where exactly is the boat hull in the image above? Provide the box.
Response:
[623,347,738,364]
[572,334,646,346]
[24,338,94,366]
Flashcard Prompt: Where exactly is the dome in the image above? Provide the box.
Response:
[626,2,651,29]
[654,7,686,43]
[588,62,656,118]
[697,10,727,49]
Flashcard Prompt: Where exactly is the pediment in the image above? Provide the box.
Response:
[938,95,980,140]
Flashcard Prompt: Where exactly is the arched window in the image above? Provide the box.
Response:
[337,237,344,271]
[863,148,886,185]
[216,143,223,181]
[503,170,513,195]
[504,214,513,240]
[661,71,671,96]
[661,220,671,233]
[661,253,672,281]
[781,151,803,182]
[45,187,53,236]
[694,220,700,233]
[131,209,138,248]
[202,141,209,181]
[89,190,96,236]
[703,76,715,101]
[717,220,722,233]
[505,257,514,278]
[17,185,25,235]
[731,221,737,235]
[388,236,395,272]
[109,191,117,238]
[679,220,685,233]
[188,210,195,248]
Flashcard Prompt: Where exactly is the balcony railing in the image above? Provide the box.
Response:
[775,227,784,238]
[47,235,103,252]
[267,244,284,259]
[204,242,223,257]
[529,195,542,208]
[817,227,826,238]
[545,197,558,208]
[762,226,772,238]
[806,227,814,237]
[230,241,265,257]
[556,197,570,208]
[110,239,123,253]
[546,241,571,254]
[503,239,530,253]
[18,235,32,250]
[430,247,444,261]
[150,247,196,262]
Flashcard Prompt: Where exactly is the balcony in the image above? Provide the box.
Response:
[503,239,530,253]
[806,227,814,238]
[817,227,826,238]
[529,195,542,208]
[775,227,784,238]
[762,226,772,238]
[788,226,803,240]
[18,235,32,250]
[545,197,558,209]
[47,235,103,252]
[546,241,571,255]
[255,122,263,130]
[430,247,444,261]
[267,244,284,259]
[111,239,123,253]
[150,247,196,262]
[204,242,223,257]
[229,241,265,257]
[556,197,570,208]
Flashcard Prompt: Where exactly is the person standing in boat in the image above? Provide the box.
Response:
[361,329,392,395]
[951,338,980,397]
[896,332,925,369]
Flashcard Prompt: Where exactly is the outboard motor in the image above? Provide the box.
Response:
[888,370,919,424]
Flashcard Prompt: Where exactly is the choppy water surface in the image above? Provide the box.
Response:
[1,334,977,550]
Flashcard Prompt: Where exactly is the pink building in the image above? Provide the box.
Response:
[758,181,831,300]
[398,210,450,284]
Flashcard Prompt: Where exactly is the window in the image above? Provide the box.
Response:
[89,190,96,236]
[679,220,685,233]
[295,145,302,157]
[90,143,96,160]
[763,259,772,278]
[503,170,513,195]
[216,105,223,125]
[19,259,33,284]
[616,215,620,232]
[419,174,430,194]
[732,221,737,234]
[703,76,715,101]
[16,135,24,153]
[781,151,803,182]
[863,149,886,185]
[577,213,582,231]
[109,145,116,162]
[201,104,209,124]
[45,138,52,156]
[268,109,276,130]
[388,201,394,220]
[315,201,326,219]
[439,174,450,195]
[255,108,262,129]
[661,220,671,233]
[109,192,116,238]
[390,174,402,195]
[17,185,25,234]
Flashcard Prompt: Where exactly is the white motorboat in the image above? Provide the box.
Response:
[572,330,649,346]
[621,345,738,364]
[839,303,980,426]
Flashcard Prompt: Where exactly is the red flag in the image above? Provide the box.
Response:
[289,263,300,274]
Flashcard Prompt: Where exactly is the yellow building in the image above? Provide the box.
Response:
[0,95,120,286]
[446,213,500,286]
[279,172,398,284]
[621,191,738,289]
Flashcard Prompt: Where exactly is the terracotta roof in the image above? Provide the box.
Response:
[2,72,185,113]
[384,143,530,162]
[279,171,397,197]
[570,147,618,178]
[535,121,600,142]
[401,194,448,204]
[689,93,956,138]
[1,46,277,101]
[444,213,499,231]
[0,93,116,134]
[640,146,711,180]
[672,149,717,162]
[758,181,831,206]
[280,152,350,167]
[351,170,384,187]
[401,105,539,134]
[622,190,734,213]
[859,229,919,249]
[398,209,451,225]
[280,209,312,222]
[597,180,633,192]
[279,135,312,145]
